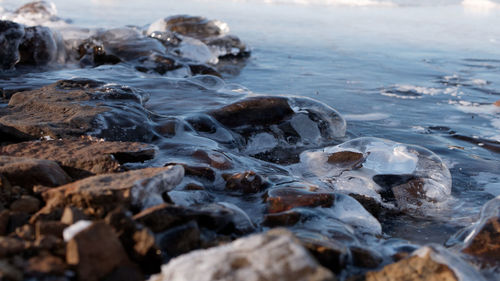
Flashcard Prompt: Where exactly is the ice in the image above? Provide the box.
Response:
[244,132,279,154]
[63,220,92,241]
[343,112,390,121]
[132,165,185,209]
[299,137,452,211]
[173,36,219,64]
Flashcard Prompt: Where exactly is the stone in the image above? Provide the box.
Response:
[1,139,156,179]
[0,237,25,258]
[0,156,71,189]
[149,15,229,40]
[38,165,183,217]
[35,221,67,240]
[148,228,336,281]
[266,188,335,213]
[192,149,233,170]
[158,220,201,258]
[9,195,41,214]
[208,96,294,128]
[0,79,153,142]
[26,254,66,276]
[262,210,302,227]
[18,26,58,66]
[222,171,269,193]
[0,260,22,281]
[0,210,9,235]
[66,221,130,281]
[103,265,143,281]
[327,151,364,170]
[204,35,250,59]
[350,246,383,269]
[0,20,25,70]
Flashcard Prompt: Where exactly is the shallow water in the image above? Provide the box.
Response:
[1,0,500,273]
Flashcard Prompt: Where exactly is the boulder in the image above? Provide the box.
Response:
[1,139,156,179]
[0,20,25,70]
[0,156,71,190]
[38,165,184,217]
[18,25,58,66]
[9,195,41,214]
[0,79,153,142]
[66,221,130,281]
[148,229,336,281]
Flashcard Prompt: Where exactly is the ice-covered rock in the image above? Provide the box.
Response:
[299,137,452,212]
[147,15,229,40]
[0,20,25,69]
[148,229,336,281]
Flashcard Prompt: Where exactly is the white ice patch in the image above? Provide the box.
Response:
[131,165,185,209]
[244,132,278,154]
[63,220,92,242]
[327,194,382,235]
[175,36,219,64]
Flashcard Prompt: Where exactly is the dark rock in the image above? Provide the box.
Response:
[209,96,294,128]
[66,221,130,281]
[35,221,67,240]
[132,203,198,233]
[104,265,143,281]
[189,64,221,77]
[159,15,228,40]
[392,178,436,207]
[266,188,335,213]
[349,194,382,219]
[204,35,250,59]
[0,210,9,235]
[158,220,201,258]
[15,224,35,240]
[0,80,153,142]
[192,149,233,170]
[180,164,216,181]
[372,174,416,202]
[0,156,71,190]
[7,212,30,234]
[0,260,22,281]
[38,166,183,217]
[18,26,57,66]
[223,171,269,194]
[9,195,40,214]
[350,246,383,269]
[327,151,364,170]
[77,38,121,67]
[26,254,66,277]
[263,210,302,227]
[135,54,181,75]
[1,139,156,179]
[0,20,25,70]
[0,237,25,258]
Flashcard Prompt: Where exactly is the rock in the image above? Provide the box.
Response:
[205,35,250,59]
[0,156,71,190]
[0,79,153,142]
[104,265,143,281]
[0,20,25,70]
[0,237,25,258]
[39,165,184,217]
[148,228,336,281]
[327,151,364,170]
[9,195,40,214]
[192,149,233,170]
[35,221,67,240]
[148,15,229,40]
[180,164,215,182]
[262,210,302,227]
[350,246,383,269]
[60,206,87,225]
[266,188,335,213]
[0,210,9,235]
[66,221,130,281]
[7,212,30,234]
[189,64,222,77]
[222,171,269,193]
[495,100,500,107]
[18,25,58,66]
[26,254,66,276]
[365,246,483,281]
[348,193,383,219]
[209,96,294,128]
[158,220,201,258]
[0,260,22,281]
[1,139,156,179]
[77,38,122,67]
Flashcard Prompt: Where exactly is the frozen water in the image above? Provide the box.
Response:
[299,137,452,211]
[174,36,219,64]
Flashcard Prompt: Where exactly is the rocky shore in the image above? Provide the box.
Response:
[1,1,499,281]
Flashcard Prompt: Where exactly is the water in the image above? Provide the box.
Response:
[1,0,500,277]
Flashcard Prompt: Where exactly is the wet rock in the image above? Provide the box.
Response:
[222,171,269,194]
[350,246,383,269]
[0,156,71,190]
[266,188,335,213]
[158,220,201,258]
[9,195,41,214]
[0,20,25,70]
[179,164,216,181]
[39,165,184,217]
[66,221,130,281]
[135,54,182,75]
[35,221,67,240]
[77,38,121,67]
[104,265,143,281]
[192,149,233,170]
[205,35,250,59]
[209,96,294,128]
[1,139,156,179]
[0,260,22,281]
[365,246,483,281]
[262,210,302,227]
[18,26,58,66]
[327,151,365,170]
[148,228,336,281]
[26,254,66,277]
[148,15,229,40]
[0,237,25,258]
[348,194,383,219]
[7,212,30,234]
[189,64,222,77]
[0,79,153,142]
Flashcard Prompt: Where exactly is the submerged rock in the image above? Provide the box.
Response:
[0,139,156,179]
[148,228,336,281]
[299,137,452,212]
[0,79,153,142]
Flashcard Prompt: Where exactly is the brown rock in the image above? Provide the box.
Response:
[192,149,233,170]
[132,203,198,233]
[15,224,34,240]
[208,96,294,128]
[66,222,130,281]
[1,139,156,179]
[0,237,25,258]
[181,164,215,181]
[223,171,269,193]
[0,80,152,142]
[365,250,458,281]
[26,254,66,276]
[0,156,71,189]
[35,221,67,240]
[392,178,436,208]
[349,194,382,219]
[266,188,335,213]
[327,151,364,170]
[162,15,227,40]
[39,166,183,217]
[462,217,500,266]
[263,210,302,227]
[350,246,383,269]
[494,100,500,107]
[60,206,87,225]
[9,195,40,214]
[158,220,201,257]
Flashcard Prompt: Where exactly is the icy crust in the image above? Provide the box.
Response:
[299,137,452,211]
[413,245,486,281]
